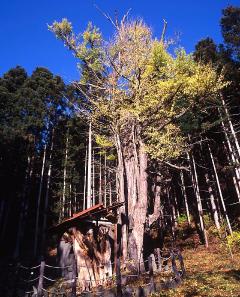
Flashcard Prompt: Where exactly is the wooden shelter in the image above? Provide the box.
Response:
[50,202,124,293]
[50,202,123,233]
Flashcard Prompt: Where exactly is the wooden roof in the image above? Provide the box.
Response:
[49,202,124,233]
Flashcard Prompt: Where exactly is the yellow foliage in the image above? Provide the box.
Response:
[50,18,227,162]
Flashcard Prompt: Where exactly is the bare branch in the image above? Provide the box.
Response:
[164,161,190,171]
[121,8,132,26]
[160,19,167,42]
[94,4,119,30]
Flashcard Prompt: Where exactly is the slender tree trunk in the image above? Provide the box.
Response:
[220,109,240,201]
[104,152,107,207]
[99,151,102,204]
[83,145,87,210]
[14,155,31,259]
[208,143,233,234]
[172,186,180,222]
[221,96,240,158]
[41,131,54,255]
[87,122,92,209]
[92,150,95,205]
[34,144,47,257]
[205,172,221,230]
[61,132,69,220]
[180,171,191,225]
[167,187,176,239]
[109,173,112,205]
[223,142,240,202]
[74,185,77,213]
[69,182,72,217]
[189,152,209,247]
[171,188,178,228]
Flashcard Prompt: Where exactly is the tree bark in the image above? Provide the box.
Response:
[99,151,102,204]
[83,145,87,210]
[34,144,47,257]
[115,133,128,261]
[220,109,240,201]
[87,122,92,208]
[61,132,69,220]
[127,140,148,270]
[92,149,95,205]
[180,170,191,225]
[221,96,240,159]
[104,152,107,207]
[205,172,221,230]
[14,155,31,259]
[189,152,209,247]
[41,130,54,255]
[208,143,233,234]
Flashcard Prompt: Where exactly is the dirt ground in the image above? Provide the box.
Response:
[152,243,240,297]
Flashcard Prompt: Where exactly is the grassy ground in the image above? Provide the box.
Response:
[152,242,240,297]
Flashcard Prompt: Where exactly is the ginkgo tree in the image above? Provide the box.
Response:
[49,15,226,266]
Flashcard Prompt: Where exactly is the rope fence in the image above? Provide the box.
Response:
[0,248,185,296]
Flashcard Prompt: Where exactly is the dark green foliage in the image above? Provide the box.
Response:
[194,38,218,64]
[221,6,240,61]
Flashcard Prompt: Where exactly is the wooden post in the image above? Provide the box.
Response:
[177,250,186,277]
[37,260,45,296]
[71,256,77,297]
[148,256,155,293]
[171,251,181,282]
[116,258,122,297]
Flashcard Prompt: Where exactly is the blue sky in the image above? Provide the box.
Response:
[0,0,239,82]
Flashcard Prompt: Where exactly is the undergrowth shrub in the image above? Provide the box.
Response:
[226,231,240,252]
[177,214,188,225]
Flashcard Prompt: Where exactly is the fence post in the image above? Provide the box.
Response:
[116,258,122,297]
[171,251,181,282]
[37,260,45,296]
[177,250,186,277]
[71,256,77,297]
[148,256,155,293]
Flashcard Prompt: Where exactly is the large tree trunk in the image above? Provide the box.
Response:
[125,139,148,270]
[133,144,148,267]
